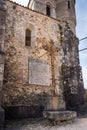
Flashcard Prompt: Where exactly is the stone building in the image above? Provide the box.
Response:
[0,0,85,126]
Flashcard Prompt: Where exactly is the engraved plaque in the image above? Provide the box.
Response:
[29,58,51,86]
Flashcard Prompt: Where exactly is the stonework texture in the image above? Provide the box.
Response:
[62,29,84,109]
[28,0,76,33]
[3,0,65,108]
[0,0,85,118]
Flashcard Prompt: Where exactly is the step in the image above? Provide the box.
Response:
[43,110,77,121]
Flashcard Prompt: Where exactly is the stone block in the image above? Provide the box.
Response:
[29,58,51,86]
[43,110,77,122]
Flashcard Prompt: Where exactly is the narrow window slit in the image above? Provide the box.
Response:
[46,5,50,16]
[68,1,70,9]
[25,29,31,46]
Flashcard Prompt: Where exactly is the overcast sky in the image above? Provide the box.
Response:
[11,0,87,88]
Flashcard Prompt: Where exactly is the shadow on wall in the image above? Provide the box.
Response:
[4,106,44,119]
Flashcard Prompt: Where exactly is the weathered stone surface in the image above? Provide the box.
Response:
[29,58,51,86]
[28,0,56,19]
[45,96,65,111]
[43,111,77,121]
[3,0,64,107]
[0,0,7,11]
[0,0,84,122]
[28,0,76,33]
[62,29,84,110]
[0,0,6,127]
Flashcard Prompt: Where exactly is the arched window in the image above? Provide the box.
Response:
[68,0,70,9]
[25,29,31,46]
[46,5,51,16]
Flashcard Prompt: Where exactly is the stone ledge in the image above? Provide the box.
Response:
[43,110,77,122]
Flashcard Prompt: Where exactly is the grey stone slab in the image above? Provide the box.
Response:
[29,58,51,86]
[43,110,77,121]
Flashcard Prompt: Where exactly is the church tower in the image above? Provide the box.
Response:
[28,0,56,18]
[28,0,76,33]
[56,0,76,33]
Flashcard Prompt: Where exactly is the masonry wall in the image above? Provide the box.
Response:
[2,0,64,107]
[0,0,7,105]
[28,0,56,18]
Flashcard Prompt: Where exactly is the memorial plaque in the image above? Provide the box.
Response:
[29,58,51,86]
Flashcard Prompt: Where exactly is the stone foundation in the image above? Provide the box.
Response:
[43,110,77,122]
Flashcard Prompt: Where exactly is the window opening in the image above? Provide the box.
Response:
[68,1,70,9]
[46,5,50,16]
[25,29,31,46]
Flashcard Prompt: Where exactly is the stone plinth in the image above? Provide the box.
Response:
[43,96,77,122]
[0,107,4,130]
[43,110,77,122]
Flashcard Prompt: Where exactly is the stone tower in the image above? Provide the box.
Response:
[28,0,56,18]
[28,0,76,32]
[56,0,76,33]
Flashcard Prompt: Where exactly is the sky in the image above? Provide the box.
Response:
[11,0,87,88]
[76,0,87,89]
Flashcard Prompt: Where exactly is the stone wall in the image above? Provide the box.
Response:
[28,0,56,18]
[0,0,7,104]
[56,0,76,33]
[2,0,65,108]
[61,28,84,109]
[28,0,76,33]
[0,0,7,128]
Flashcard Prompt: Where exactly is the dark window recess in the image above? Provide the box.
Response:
[68,1,70,9]
[46,5,50,16]
[74,0,75,4]
[25,29,31,46]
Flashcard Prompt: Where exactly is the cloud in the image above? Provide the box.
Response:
[11,0,28,6]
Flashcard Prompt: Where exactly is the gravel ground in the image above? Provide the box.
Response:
[5,117,87,130]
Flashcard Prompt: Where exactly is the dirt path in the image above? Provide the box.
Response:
[5,118,87,130]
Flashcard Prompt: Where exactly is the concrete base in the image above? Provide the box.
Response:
[43,110,77,122]
[0,107,4,130]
